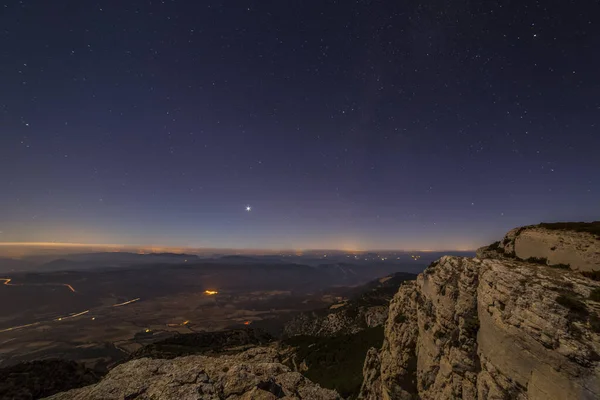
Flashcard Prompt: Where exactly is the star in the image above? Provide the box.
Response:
[246,205,252,212]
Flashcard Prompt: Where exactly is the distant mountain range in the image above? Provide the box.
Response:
[0,250,449,274]
[0,252,200,273]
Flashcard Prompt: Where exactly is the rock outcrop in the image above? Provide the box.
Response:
[486,222,600,272]
[129,328,274,360]
[360,223,600,400]
[284,272,416,338]
[46,346,340,400]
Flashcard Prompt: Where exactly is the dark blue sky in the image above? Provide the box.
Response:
[1,0,598,250]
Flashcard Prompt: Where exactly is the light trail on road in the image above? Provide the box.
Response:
[56,310,90,321]
[1,278,76,292]
[112,298,141,307]
[62,284,76,292]
[0,321,41,333]
[0,294,143,334]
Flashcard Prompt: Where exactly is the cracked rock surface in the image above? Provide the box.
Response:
[45,347,340,400]
[360,224,600,400]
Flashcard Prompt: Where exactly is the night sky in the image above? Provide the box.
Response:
[1,1,599,251]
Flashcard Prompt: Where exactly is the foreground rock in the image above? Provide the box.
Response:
[360,223,600,400]
[46,346,340,400]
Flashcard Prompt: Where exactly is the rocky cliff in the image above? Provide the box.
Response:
[46,346,340,400]
[360,223,600,400]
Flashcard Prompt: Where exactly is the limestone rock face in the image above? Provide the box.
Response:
[497,223,600,272]
[360,227,600,400]
[45,347,340,400]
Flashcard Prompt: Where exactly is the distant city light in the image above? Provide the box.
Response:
[204,290,218,295]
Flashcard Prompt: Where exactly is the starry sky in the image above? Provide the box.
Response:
[1,0,599,251]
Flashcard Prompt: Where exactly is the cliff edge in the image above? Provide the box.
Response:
[360,223,600,400]
[478,222,600,272]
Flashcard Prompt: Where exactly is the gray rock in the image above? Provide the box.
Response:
[45,347,340,400]
[497,223,600,272]
[360,224,600,400]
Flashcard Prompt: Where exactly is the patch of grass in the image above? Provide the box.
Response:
[589,288,600,302]
[485,241,505,255]
[488,241,501,250]
[514,226,529,238]
[283,327,384,399]
[130,328,273,360]
[556,294,589,317]
[526,257,548,265]
[589,314,600,334]
[423,261,439,275]
[538,221,600,237]
[548,263,570,270]
[0,360,98,400]
[581,270,600,281]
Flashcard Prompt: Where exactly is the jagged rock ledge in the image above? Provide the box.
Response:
[360,222,600,400]
[46,346,340,400]
[477,222,600,272]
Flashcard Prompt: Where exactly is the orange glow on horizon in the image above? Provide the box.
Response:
[204,290,218,295]
[0,241,477,255]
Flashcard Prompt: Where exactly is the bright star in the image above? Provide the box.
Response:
[246,205,252,212]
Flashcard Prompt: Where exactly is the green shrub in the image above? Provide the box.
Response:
[526,257,547,265]
[538,221,600,237]
[556,295,588,317]
[395,314,407,324]
[284,327,384,398]
[581,270,600,281]
[488,241,501,250]
[548,263,570,270]
[589,314,600,333]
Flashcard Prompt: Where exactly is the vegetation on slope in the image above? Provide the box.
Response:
[282,272,416,337]
[581,270,600,281]
[538,221,600,237]
[130,328,273,360]
[283,326,384,399]
[0,359,98,400]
